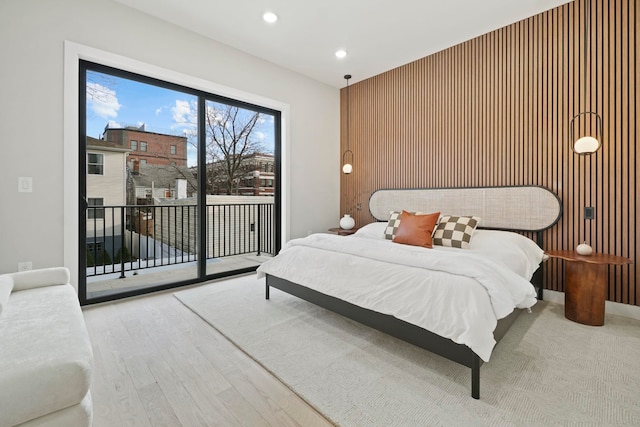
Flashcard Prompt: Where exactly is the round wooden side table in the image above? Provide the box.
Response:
[545,250,632,326]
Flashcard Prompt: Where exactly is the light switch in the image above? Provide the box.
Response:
[18,261,32,272]
[18,177,33,193]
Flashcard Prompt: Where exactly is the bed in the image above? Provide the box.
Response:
[257,186,562,399]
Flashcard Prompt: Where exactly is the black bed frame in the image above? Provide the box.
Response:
[264,230,546,400]
[262,185,561,399]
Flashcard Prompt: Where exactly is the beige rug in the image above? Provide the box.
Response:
[174,275,640,426]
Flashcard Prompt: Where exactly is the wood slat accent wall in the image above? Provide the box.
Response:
[340,0,638,305]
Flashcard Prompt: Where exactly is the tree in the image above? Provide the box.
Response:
[86,246,112,267]
[114,246,133,263]
[204,102,265,195]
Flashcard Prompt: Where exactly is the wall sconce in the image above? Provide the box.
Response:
[570,111,603,154]
[570,0,603,156]
[342,74,353,174]
[342,151,353,174]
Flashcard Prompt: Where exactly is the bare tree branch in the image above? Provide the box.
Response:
[204,103,264,194]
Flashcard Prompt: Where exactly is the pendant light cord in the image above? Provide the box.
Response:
[584,0,591,245]
[584,0,590,111]
[345,74,351,152]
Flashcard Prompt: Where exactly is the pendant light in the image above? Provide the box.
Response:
[342,74,353,174]
[569,0,603,155]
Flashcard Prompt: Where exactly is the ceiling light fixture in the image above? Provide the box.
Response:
[262,12,278,23]
[335,49,347,59]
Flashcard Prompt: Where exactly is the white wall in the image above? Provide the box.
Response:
[0,0,339,280]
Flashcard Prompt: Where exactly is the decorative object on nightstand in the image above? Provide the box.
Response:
[545,250,632,326]
[576,242,593,256]
[339,214,355,230]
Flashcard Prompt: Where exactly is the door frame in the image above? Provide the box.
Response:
[64,41,290,303]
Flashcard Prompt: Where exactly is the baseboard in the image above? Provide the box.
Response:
[543,289,640,321]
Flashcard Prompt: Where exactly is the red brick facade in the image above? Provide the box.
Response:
[103,126,187,167]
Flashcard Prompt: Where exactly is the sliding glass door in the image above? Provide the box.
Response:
[79,61,280,304]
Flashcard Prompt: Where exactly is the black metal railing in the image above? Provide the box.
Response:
[85,202,275,277]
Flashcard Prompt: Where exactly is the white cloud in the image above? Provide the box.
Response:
[186,145,198,167]
[86,82,121,119]
[258,114,274,125]
[155,107,163,115]
[172,100,192,124]
[254,131,266,141]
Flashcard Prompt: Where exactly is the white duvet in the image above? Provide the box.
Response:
[257,225,542,362]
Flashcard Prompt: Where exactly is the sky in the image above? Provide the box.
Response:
[85,70,275,166]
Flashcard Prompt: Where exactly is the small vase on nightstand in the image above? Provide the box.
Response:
[576,242,593,256]
[339,214,355,230]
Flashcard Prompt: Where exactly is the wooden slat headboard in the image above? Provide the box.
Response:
[369,186,562,232]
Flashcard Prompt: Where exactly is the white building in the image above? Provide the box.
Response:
[86,138,129,261]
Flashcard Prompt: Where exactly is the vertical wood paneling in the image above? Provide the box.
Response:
[340,0,638,306]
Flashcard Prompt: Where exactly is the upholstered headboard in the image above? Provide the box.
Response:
[369,186,562,232]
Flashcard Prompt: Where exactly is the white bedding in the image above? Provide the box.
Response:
[256,223,543,362]
[355,222,544,279]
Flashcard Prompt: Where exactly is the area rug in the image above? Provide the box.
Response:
[174,275,640,426]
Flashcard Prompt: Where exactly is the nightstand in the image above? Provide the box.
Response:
[328,227,357,236]
[545,250,632,326]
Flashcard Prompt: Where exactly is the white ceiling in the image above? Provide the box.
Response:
[115,0,572,88]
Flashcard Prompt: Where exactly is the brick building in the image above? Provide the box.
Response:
[102,123,188,167]
[206,153,275,196]
[238,153,275,196]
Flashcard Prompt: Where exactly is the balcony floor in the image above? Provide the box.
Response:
[87,253,272,300]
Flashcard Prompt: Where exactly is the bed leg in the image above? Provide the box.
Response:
[265,284,270,300]
[471,355,480,399]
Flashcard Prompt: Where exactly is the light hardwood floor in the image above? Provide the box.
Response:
[82,284,333,427]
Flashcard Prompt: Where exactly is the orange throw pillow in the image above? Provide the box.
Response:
[392,210,440,248]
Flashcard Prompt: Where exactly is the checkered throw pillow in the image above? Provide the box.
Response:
[432,215,480,249]
[384,211,403,240]
[384,210,429,240]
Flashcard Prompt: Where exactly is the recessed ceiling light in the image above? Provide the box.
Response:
[335,49,347,59]
[263,12,278,23]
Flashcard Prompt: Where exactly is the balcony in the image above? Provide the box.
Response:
[85,201,275,299]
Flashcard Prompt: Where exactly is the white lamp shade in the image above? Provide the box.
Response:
[342,163,353,174]
[574,136,600,154]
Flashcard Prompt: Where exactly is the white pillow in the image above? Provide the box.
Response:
[353,222,387,239]
[467,230,544,279]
